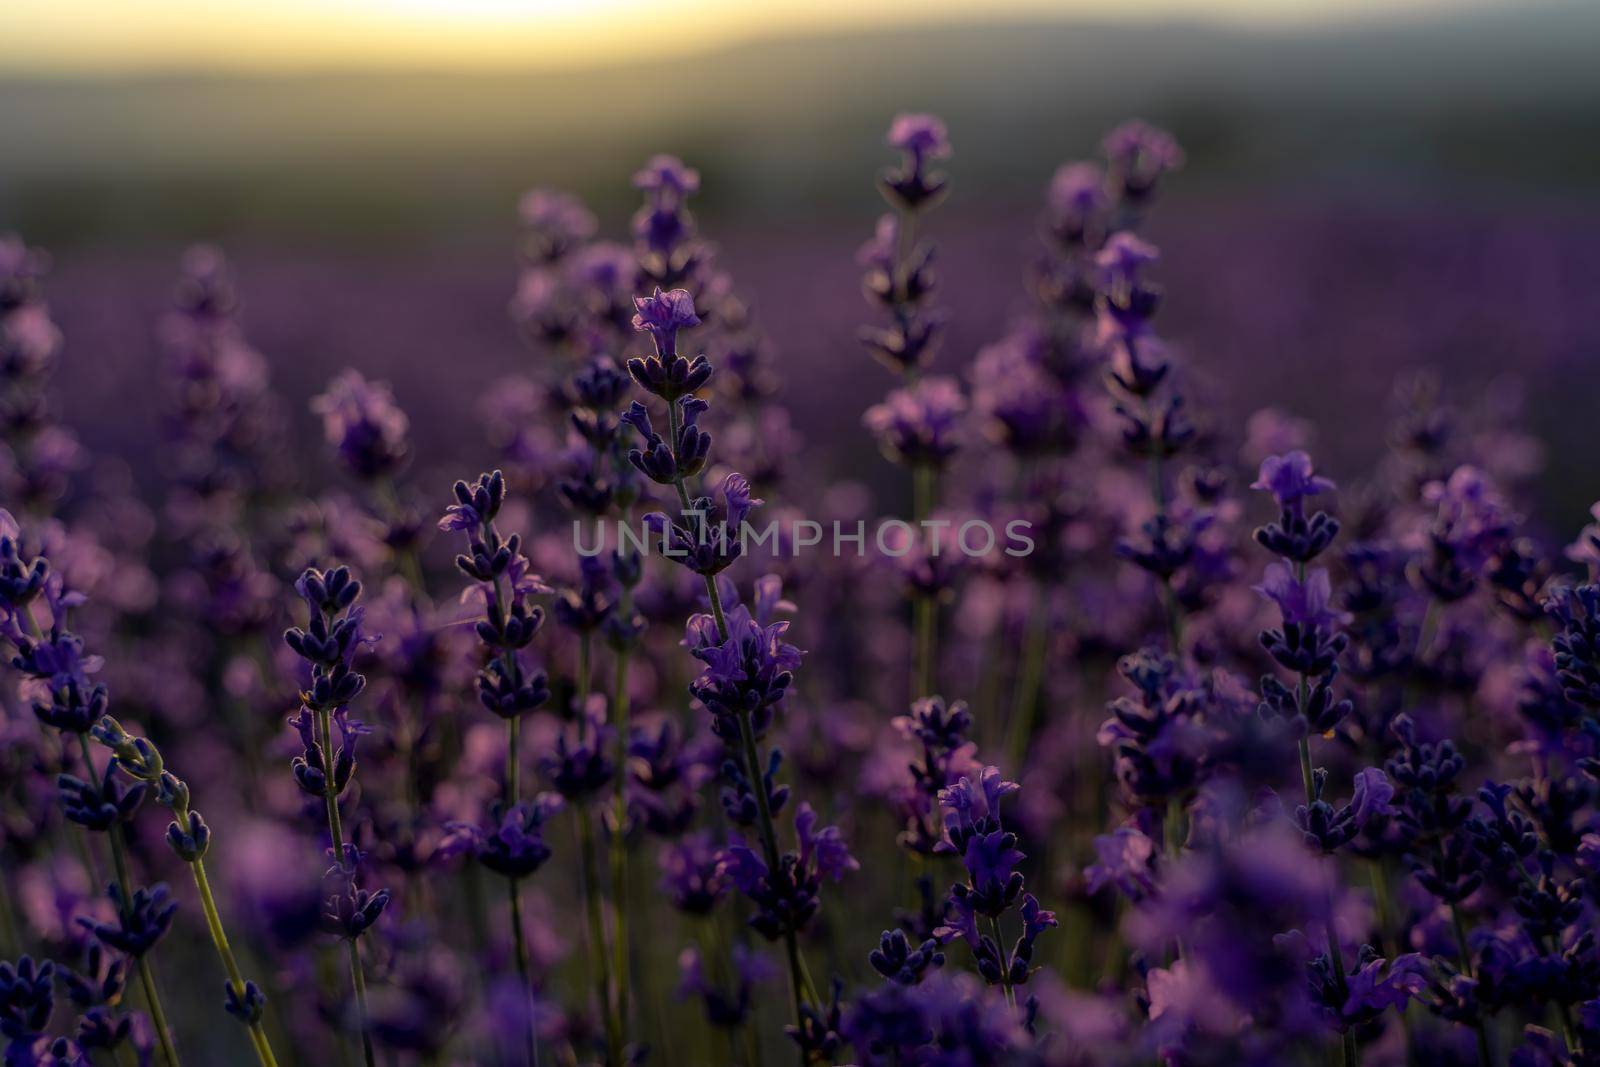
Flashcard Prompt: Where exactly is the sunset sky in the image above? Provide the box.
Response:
[0,0,1486,75]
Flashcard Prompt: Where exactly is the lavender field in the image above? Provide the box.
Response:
[5,6,1600,1067]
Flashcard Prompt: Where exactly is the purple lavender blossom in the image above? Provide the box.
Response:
[311,370,411,481]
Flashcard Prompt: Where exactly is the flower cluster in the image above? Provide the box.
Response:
[931,767,1057,992]
[283,564,389,1062]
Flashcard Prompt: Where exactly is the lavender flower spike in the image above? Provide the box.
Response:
[284,565,386,1067]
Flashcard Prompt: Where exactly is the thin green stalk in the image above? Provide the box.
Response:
[507,874,538,1067]
[1146,452,1183,654]
[508,716,521,804]
[135,957,180,1067]
[1162,797,1187,963]
[576,807,620,1066]
[1002,598,1048,771]
[191,858,280,1066]
[911,463,938,700]
[0,869,19,957]
[989,915,1016,1011]
[344,940,373,1067]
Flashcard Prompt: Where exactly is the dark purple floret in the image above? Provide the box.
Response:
[223,981,268,1026]
[1115,505,1214,580]
[633,154,700,197]
[863,377,966,468]
[627,289,713,402]
[658,833,728,914]
[717,802,854,941]
[1386,716,1483,906]
[869,929,946,985]
[0,956,55,1045]
[631,287,701,360]
[323,875,391,941]
[11,631,107,735]
[57,762,146,832]
[1549,584,1600,712]
[720,746,790,828]
[0,520,49,611]
[75,1006,135,1054]
[1295,766,1394,853]
[880,113,952,210]
[677,945,773,1029]
[1046,161,1110,244]
[164,808,211,862]
[685,602,801,744]
[1253,451,1335,509]
[79,884,176,958]
[543,705,616,802]
[439,469,506,533]
[1085,826,1158,901]
[311,370,411,481]
[1306,944,1427,1032]
[1102,119,1184,201]
[447,796,563,881]
[1098,648,1210,804]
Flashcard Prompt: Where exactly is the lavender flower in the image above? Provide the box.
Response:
[284,564,386,1067]
[438,469,554,1063]
[1102,119,1185,203]
[863,377,966,468]
[881,113,951,211]
[931,766,1056,996]
[677,945,775,1029]
[311,371,411,481]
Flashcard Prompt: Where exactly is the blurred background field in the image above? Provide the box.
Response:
[2,0,1598,524]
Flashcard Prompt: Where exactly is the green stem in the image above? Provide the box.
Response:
[1146,452,1183,654]
[576,806,620,1066]
[989,915,1016,1010]
[1162,796,1187,962]
[1002,599,1049,770]
[191,858,280,1066]
[910,463,938,700]
[508,716,521,805]
[136,957,181,1067]
[507,875,537,1067]
[344,939,374,1067]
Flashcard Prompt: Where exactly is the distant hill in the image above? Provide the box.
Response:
[3,1,1597,243]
